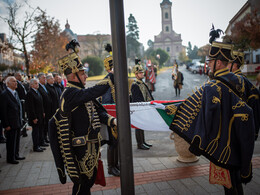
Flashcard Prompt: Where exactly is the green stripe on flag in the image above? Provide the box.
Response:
[155,102,181,127]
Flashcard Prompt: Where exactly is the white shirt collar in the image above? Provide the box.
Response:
[7,87,16,96]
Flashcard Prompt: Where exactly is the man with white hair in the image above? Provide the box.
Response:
[25,78,45,152]
[14,72,28,137]
[0,76,25,164]
[38,73,52,144]
[45,74,59,117]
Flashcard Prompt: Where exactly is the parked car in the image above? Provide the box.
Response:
[190,64,204,74]
[186,62,194,70]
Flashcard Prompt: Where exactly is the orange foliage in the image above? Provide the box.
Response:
[229,10,260,50]
[30,11,68,73]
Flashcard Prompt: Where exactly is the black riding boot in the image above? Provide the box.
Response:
[141,130,152,147]
[107,146,120,176]
[136,129,149,150]
[114,145,120,171]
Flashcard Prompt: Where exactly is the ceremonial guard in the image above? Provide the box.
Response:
[98,44,120,176]
[167,27,255,194]
[228,51,260,140]
[131,60,153,150]
[49,40,117,195]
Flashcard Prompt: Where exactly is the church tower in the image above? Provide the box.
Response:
[160,0,173,34]
[154,0,183,64]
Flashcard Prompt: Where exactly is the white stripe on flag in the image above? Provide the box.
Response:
[130,102,170,131]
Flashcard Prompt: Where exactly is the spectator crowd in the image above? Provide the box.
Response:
[0,72,65,164]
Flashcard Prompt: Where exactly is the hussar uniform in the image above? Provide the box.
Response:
[131,63,154,150]
[230,51,260,140]
[49,40,116,195]
[98,44,120,177]
[167,40,255,194]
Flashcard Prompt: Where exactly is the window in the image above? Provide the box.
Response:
[256,54,260,63]
[166,26,169,32]
[167,47,170,52]
[165,12,168,19]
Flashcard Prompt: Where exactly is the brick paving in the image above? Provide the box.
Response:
[1,156,260,195]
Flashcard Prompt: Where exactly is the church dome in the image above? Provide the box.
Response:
[62,19,77,40]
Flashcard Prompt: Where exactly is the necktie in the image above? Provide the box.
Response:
[18,81,27,95]
[36,90,41,97]
[43,85,48,93]
[14,91,23,125]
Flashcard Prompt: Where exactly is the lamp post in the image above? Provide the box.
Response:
[109,0,135,194]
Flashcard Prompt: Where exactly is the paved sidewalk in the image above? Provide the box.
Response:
[0,128,260,195]
[0,156,260,194]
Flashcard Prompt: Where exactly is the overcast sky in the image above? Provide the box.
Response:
[0,0,247,49]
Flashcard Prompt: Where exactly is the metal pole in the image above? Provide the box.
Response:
[109,0,135,194]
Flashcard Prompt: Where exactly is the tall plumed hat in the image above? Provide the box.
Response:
[208,24,234,62]
[58,39,85,75]
[104,44,113,71]
[232,51,244,67]
[135,58,141,65]
[132,64,144,74]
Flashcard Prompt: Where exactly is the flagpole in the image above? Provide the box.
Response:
[109,0,135,195]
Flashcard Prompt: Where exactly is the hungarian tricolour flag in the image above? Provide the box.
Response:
[103,100,183,131]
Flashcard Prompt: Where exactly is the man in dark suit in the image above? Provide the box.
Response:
[38,73,52,145]
[0,73,6,143]
[45,74,59,116]
[53,73,63,97]
[25,78,45,152]
[14,72,28,137]
[0,76,25,164]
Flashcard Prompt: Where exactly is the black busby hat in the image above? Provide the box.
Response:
[132,64,144,74]
[232,51,244,67]
[208,24,234,62]
[58,39,86,75]
[104,44,113,71]
[209,42,234,62]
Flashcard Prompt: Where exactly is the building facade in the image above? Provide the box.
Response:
[62,20,111,60]
[225,0,260,65]
[0,33,14,66]
[154,0,183,64]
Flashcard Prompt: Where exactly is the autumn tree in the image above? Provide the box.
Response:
[0,0,41,75]
[30,10,68,74]
[198,44,210,63]
[178,49,189,63]
[227,10,260,51]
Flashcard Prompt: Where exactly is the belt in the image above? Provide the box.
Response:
[72,133,100,147]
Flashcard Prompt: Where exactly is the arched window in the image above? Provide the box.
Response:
[166,26,169,32]
[167,47,170,52]
[165,12,168,19]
